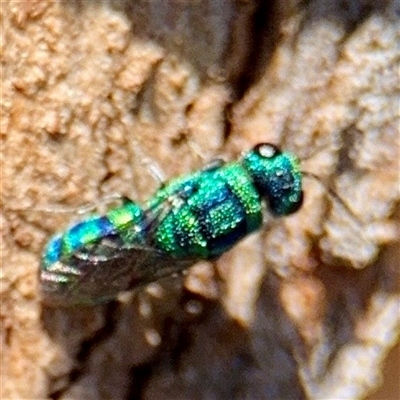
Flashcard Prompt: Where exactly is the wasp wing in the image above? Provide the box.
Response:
[40,195,199,306]
[40,234,199,306]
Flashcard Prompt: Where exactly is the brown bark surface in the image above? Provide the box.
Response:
[1,1,399,399]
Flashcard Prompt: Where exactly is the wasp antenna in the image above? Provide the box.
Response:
[302,171,363,227]
[297,135,341,163]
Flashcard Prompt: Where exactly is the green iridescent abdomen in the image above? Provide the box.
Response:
[42,200,146,270]
[147,163,263,259]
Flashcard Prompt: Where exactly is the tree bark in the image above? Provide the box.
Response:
[1,1,399,399]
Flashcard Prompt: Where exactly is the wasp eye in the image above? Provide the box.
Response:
[253,143,281,159]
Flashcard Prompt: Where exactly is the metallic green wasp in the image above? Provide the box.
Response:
[41,143,303,305]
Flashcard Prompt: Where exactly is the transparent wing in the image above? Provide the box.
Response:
[40,238,198,306]
[40,194,198,306]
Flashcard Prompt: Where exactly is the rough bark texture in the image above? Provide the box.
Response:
[1,1,399,399]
